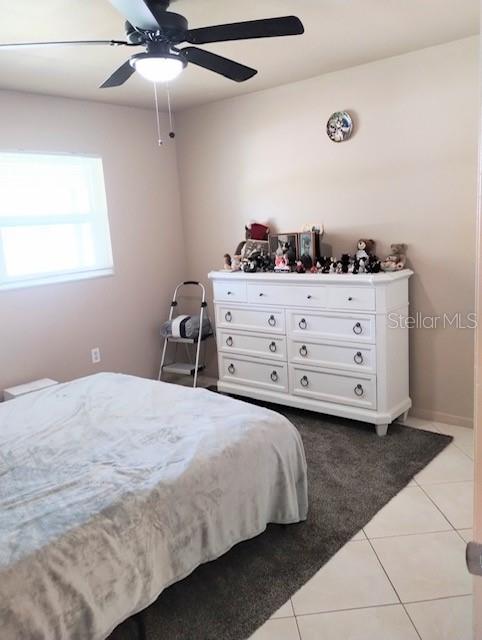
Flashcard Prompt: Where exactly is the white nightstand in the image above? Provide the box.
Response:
[3,378,59,400]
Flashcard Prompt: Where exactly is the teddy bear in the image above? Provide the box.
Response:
[381,244,407,271]
[356,239,375,261]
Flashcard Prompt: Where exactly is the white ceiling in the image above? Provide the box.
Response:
[0,0,479,112]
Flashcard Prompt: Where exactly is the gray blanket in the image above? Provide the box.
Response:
[0,373,308,640]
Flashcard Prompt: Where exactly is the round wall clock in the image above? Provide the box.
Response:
[326,111,353,142]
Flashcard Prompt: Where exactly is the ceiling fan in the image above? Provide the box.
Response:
[0,0,304,87]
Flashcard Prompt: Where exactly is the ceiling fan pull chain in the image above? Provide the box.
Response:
[153,81,163,146]
[166,82,175,139]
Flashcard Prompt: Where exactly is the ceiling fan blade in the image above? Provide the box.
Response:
[100,60,136,88]
[0,40,130,50]
[107,0,165,30]
[185,16,304,45]
[182,47,257,82]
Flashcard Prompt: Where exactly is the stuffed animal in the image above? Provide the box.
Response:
[356,239,375,260]
[381,244,407,271]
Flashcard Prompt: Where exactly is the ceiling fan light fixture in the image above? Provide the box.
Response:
[131,53,185,83]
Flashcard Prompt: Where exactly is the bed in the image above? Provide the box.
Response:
[0,373,308,640]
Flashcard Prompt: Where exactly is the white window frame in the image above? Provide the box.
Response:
[0,151,114,291]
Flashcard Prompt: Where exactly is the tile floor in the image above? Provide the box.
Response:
[249,417,475,640]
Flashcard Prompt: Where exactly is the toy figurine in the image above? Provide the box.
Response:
[381,244,407,271]
[300,254,313,271]
[295,260,306,273]
[356,239,375,261]
[340,254,350,274]
[274,246,291,272]
[358,258,366,273]
[282,241,297,267]
[366,254,381,273]
[321,258,331,274]
[223,254,232,270]
[329,257,337,274]
[231,255,241,271]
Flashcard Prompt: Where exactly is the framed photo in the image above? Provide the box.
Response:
[243,239,269,257]
[298,231,320,261]
[268,233,299,260]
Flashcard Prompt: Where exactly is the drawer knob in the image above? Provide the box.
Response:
[348,296,353,301]
[299,345,308,357]
[268,315,276,327]
[270,370,279,382]
[225,311,232,322]
[228,363,235,375]
[354,351,363,364]
[353,322,362,335]
[227,291,233,296]
[300,375,309,387]
[299,318,307,330]
[307,294,312,299]
[226,336,233,347]
[269,341,277,353]
[259,292,265,297]
[354,384,364,396]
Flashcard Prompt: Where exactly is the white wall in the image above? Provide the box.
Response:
[176,37,480,426]
[0,90,185,392]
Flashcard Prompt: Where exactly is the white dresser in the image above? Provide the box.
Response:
[208,270,413,436]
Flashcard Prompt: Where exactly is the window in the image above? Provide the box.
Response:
[0,152,113,290]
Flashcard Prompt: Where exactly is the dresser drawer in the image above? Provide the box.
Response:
[213,280,247,303]
[289,340,375,373]
[290,365,376,410]
[327,286,375,311]
[247,282,326,308]
[216,304,285,334]
[217,330,287,361]
[220,354,288,392]
[287,311,375,343]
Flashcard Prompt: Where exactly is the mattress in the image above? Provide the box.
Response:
[0,373,308,640]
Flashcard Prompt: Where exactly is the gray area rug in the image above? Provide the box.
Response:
[111,397,452,640]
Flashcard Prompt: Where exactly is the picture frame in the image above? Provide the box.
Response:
[298,231,320,261]
[268,233,299,260]
[243,239,269,257]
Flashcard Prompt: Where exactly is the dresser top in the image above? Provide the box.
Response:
[208,269,413,285]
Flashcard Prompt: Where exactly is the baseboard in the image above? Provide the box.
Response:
[411,407,473,429]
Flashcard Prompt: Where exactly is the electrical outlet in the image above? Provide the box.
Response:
[91,347,101,364]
